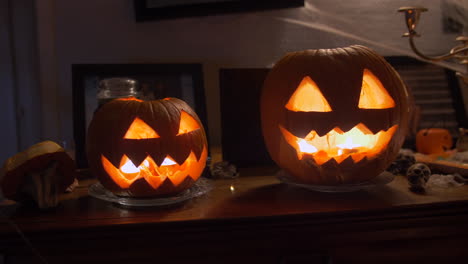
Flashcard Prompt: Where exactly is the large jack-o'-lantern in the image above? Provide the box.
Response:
[261,45,410,185]
[87,97,208,197]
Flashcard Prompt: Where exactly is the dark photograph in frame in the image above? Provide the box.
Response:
[219,68,274,167]
[72,63,207,168]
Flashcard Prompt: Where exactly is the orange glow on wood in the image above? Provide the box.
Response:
[358,69,395,109]
[123,118,159,139]
[177,111,200,135]
[101,147,208,189]
[285,76,332,112]
[280,124,398,165]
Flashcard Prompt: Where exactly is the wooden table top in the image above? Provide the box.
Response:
[2,167,468,234]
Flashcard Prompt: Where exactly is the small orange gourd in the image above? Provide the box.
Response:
[416,128,452,155]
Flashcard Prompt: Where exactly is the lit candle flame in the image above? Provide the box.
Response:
[280,123,398,165]
[297,139,318,154]
[336,137,362,150]
[161,157,177,166]
[120,159,139,173]
[120,156,176,175]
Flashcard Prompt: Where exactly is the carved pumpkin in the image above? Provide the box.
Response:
[416,128,452,155]
[261,45,410,185]
[87,97,208,197]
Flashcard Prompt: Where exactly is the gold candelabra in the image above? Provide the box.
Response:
[398,6,468,84]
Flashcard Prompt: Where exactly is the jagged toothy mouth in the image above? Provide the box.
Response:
[280,123,398,165]
[101,147,207,189]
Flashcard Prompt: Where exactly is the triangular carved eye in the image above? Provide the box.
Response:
[124,117,160,139]
[177,111,200,135]
[358,69,395,109]
[285,76,332,112]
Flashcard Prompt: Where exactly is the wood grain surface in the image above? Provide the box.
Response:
[1,168,468,263]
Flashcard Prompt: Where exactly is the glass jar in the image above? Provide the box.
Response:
[96,78,139,107]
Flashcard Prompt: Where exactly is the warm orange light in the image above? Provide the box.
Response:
[117,97,143,102]
[280,124,397,165]
[101,147,208,189]
[124,117,159,139]
[358,69,395,109]
[177,111,200,135]
[285,76,332,112]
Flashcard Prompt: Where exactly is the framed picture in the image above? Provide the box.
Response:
[72,63,206,168]
[134,0,304,22]
[219,68,274,167]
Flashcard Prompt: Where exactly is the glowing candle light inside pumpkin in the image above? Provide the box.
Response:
[119,157,176,174]
[161,157,177,166]
[289,124,386,164]
[336,137,362,155]
[297,139,318,153]
[121,159,139,173]
[337,137,361,149]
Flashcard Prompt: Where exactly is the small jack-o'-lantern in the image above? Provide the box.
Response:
[261,45,410,185]
[87,97,208,197]
[416,128,452,155]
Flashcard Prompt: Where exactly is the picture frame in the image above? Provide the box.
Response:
[133,0,304,22]
[219,68,274,167]
[72,63,206,168]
